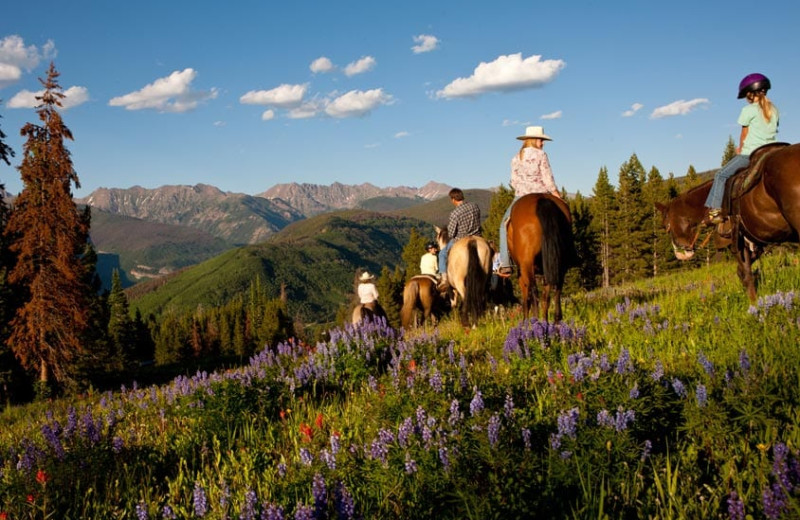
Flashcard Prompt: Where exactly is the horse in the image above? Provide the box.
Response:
[507,193,578,322]
[435,226,493,326]
[400,274,447,329]
[655,142,800,301]
[352,301,387,326]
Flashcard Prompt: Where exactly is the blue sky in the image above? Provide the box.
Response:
[1,0,798,199]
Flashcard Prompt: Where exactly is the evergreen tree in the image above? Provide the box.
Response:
[684,165,700,189]
[609,154,650,284]
[589,167,616,288]
[107,269,136,371]
[567,193,601,290]
[3,64,93,391]
[400,228,428,282]
[642,166,676,277]
[481,184,515,247]
[375,265,404,328]
[722,136,737,166]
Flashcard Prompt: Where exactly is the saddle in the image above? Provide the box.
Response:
[722,142,790,215]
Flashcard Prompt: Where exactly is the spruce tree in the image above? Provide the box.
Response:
[4,64,93,391]
[107,269,135,371]
[609,154,651,283]
[722,136,737,166]
[684,165,700,189]
[0,104,18,402]
[400,228,428,282]
[589,167,616,288]
[567,193,601,290]
[481,184,515,248]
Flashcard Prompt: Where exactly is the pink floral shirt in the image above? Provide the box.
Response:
[510,147,557,196]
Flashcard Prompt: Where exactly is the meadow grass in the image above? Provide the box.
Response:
[2,250,800,519]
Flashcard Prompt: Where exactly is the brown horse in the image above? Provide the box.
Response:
[508,193,578,322]
[400,275,447,329]
[436,226,492,326]
[655,142,800,301]
[352,301,387,326]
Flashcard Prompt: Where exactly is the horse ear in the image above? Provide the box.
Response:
[654,202,667,216]
[434,225,441,233]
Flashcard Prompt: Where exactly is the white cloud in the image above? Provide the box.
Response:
[310,56,334,74]
[394,131,410,138]
[108,68,217,113]
[343,56,376,77]
[261,109,275,121]
[213,120,226,127]
[0,35,57,87]
[7,85,89,110]
[287,102,321,119]
[240,83,307,107]
[541,110,562,120]
[412,34,439,54]
[325,88,393,118]
[436,53,565,99]
[622,102,643,117]
[502,119,531,127]
[650,98,709,119]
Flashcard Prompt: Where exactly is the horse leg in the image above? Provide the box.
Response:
[541,284,551,323]
[552,285,563,323]
[530,276,540,321]
[736,247,758,302]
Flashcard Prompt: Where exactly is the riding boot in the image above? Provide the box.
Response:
[437,273,449,291]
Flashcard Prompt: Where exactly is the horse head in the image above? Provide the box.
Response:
[434,225,449,250]
[655,183,712,261]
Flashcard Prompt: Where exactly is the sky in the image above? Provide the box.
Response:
[1,0,799,199]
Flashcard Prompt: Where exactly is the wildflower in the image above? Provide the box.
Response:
[36,469,49,485]
[739,349,751,375]
[671,378,686,398]
[398,417,414,447]
[488,413,501,448]
[470,387,484,416]
[112,436,124,453]
[136,501,148,520]
[762,482,787,520]
[629,383,640,399]
[727,491,745,520]
[277,462,287,477]
[651,360,664,381]
[698,351,715,376]
[193,482,208,517]
[429,370,443,393]
[404,452,418,474]
[521,428,532,450]
[299,423,313,442]
[312,473,327,515]
[448,399,462,427]
[335,482,356,520]
[557,407,580,439]
[560,450,572,460]
[294,503,314,520]
[315,413,324,430]
[614,408,635,432]
[641,440,652,461]
[597,409,614,428]
[330,433,341,455]
[241,488,258,520]
[504,394,515,420]
[696,384,708,408]
[263,504,284,520]
[439,447,450,471]
[616,348,633,374]
[300,448,313,466]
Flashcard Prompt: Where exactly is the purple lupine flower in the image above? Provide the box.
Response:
[772,443,791,491]
[300,448,313,466]
[521,428,532,450]
[550,433,561,450]
[240,488,258,520]
[651,360,664,381]
[616,348,633,374]
[277,462,287,477]
[698,351,714,376]
[641,440,652,461]
[293,503,314,520]
[415,406,427,429]
[404,452,418,474]
[448,399,462,427]
[136,501,148,520]
[335,482,356,520]
[696,384,708,408]
[439,447,450,471]
[41,424,65,460]
[762,482,787,520]
[262,504,284,520]
[597,409,614,428]
[671,378,686,397]
[429,370,443,393]
[557,407,580,439]
[560,450,572,460]
[398,417,414,447]
[614,408,635,432]
[739,349,751,375]
[370,438,388,465]
[629,383,640,399]
[320,449,336,470]
[727,491,745,520]
[367,375,378,391]
[112,436,124,454]
[193,482,209,517]
[470,387,484,416]
[312,473,327,515]
[162,505,177,519]
[504,394,515,420]
[488,413,501,448]
[330,434,341,455]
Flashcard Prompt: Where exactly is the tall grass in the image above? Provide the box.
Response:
[2,251,800,519]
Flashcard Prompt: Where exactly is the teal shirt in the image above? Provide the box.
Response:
[738,102,779,155]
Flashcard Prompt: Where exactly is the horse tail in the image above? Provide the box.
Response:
[400,279,420,328]
[463,240,488,323]
[536,198,578,287]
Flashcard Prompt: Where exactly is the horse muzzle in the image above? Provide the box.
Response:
[671,241,695,261]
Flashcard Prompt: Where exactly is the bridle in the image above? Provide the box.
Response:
[665,219,714,257]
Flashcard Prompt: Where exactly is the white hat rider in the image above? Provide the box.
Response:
[516,126,552,141]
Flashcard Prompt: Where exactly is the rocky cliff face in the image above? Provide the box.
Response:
[259,180,451,216]
[79,184,303,245]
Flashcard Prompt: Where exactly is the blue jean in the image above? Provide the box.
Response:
[498,196,520,268]
[705,154,749,209]
[438,241,452,274]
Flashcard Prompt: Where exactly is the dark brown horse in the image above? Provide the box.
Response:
[508,193,578,322]
[400,275,447,329]
[436,226,493,326]
[655,142,800,301]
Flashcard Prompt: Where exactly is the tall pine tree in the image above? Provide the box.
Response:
[609,154,650,284]
[722,136,737,166]
[482,184,515,247]
[0,104,19,402]
[589,167,616,288]
[4,64,93,391]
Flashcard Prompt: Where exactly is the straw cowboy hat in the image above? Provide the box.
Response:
[516,126,552,141]
[359,272,375,281]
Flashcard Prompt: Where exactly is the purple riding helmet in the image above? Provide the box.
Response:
[738,73,771,99]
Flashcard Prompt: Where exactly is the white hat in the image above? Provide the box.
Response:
[516,126,552,141]
[359,272,375,281]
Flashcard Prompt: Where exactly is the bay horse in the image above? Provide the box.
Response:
[507,193,578,322]
[352,302,387,326]
[435,226,492,326]
[655,142,800,301]
[400,274,447,329]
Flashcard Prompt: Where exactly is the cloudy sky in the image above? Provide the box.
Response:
[1,0,799,198]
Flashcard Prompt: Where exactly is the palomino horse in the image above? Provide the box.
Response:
[400,274,447,329]
[352,302,387,326]
[436,227,492,326]
[655,143,800,301]
[508,193,578,322]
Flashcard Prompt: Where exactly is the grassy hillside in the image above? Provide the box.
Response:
[90,208,233,287]
[130,210,430,325]
[4,249,800,518]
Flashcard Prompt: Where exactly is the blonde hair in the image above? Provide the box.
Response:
[517,138,542,161]
[748,90,775,122]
